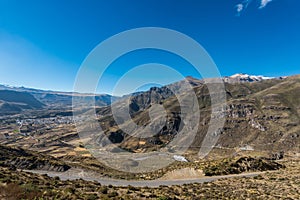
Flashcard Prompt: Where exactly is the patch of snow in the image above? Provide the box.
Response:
[173,155,188,162]
[240,145,254,151]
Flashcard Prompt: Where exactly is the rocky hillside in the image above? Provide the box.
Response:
[203,157,284,176]
[94,75,300,156]
[0,145,70,172]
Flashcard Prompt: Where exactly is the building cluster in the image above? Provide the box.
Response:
[16,116,75,126]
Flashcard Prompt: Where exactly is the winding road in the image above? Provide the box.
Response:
[26,169,263,187]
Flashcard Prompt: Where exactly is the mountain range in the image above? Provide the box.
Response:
[94,73,300,156]
[0,84,118,115]
[0,73,299,157]
[0,73,285,113]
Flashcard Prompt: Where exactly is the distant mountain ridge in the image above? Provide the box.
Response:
[0,90,44,115]
[0,84,119,113]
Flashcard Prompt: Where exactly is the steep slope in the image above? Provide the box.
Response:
[94,75,300,156]
[0,144,70,172]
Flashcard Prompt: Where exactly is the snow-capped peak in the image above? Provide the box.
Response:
[224,73,275,83]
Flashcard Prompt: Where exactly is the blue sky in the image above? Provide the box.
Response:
[0,0,299,95]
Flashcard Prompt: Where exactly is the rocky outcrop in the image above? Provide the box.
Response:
[204,157,285,176]
[0,145,70,172]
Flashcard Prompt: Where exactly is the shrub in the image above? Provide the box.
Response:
[100,186,108,194]
[107,191,118,198]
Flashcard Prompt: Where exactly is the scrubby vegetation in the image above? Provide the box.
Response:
[203,157,284,176]
[0,158,299,200]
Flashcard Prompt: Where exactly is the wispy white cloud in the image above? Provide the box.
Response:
[236,0,274,15]
[259,0,273,9]
[236,4,244,14]
[235,0,252,15]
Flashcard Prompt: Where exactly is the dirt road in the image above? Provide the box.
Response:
[26,168,263,187]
